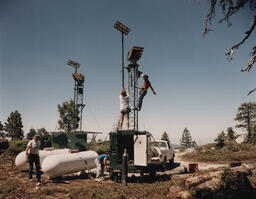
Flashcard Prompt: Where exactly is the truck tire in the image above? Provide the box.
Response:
[169,156,174,168]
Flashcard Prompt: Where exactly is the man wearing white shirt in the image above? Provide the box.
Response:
[119,88,130,129]
[26,134,41,182]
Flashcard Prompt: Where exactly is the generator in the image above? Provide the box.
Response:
[109,130,165,180]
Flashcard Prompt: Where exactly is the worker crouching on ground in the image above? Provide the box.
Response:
[119,88,130,130]
[95,153,109,181]
[137,72,156,111]
[26,134,41,182]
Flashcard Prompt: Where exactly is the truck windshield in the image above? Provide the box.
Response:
[151,141,167,147]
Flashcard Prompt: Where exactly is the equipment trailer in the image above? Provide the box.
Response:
[109,130,175,181]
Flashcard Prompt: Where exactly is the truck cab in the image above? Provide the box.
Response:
[150,140,175,165]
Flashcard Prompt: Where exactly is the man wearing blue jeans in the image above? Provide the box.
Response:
[26,135,41,182]
[95,153,109,180]
[137,72,156,111]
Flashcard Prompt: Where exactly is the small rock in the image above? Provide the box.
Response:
[186,148,195,153]
[235,134,247,144]
[232,164,252,175]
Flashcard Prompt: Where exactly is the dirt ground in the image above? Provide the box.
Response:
[0,152,182,199]
[0,150,254,199]
[174,149,228,170]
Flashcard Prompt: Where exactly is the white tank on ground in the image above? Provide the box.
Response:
[42,150,98,179]
[15,148,70,171]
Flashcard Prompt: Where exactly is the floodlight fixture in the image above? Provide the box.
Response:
[67,59,80,69]
[72,73,85,84]
[127,46,144,62]
[114,21,131,35]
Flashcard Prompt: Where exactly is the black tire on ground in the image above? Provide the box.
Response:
[109,171,115,181]
[169,156,174,168]
[149,171,156,180]
[114,172,119,182]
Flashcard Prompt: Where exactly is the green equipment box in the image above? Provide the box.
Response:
[109,130,162,176]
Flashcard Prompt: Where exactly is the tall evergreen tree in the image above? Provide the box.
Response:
[226,127,236,141]
[0,121,5,138]
[161,130,171,148]
[26,128,36,140]
[58,99,80,132]
[234,102,256,143]
[215,131,226,149]
[4,110,24,140]
[180,128,194,148]
[191,140,197,147]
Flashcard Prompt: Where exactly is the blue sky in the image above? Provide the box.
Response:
[1,0,255,144]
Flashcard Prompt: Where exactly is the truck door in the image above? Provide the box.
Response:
[134,135,147,166]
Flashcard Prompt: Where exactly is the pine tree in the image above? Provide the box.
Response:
[161,130,171,148]
[37,128,50,149]
[215,131,226,149]
[4,110,24,140]
[234,102,256,143]
[180,128,193,148]
[0,121,5,138]
[26,128,36,140]
[57,99,80,132]
[226,127,236,141]
[191,140,197,147]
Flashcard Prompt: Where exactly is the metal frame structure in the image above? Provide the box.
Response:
[72,73,85,131]
[127,46,144,131]
[67,59,85,132]
[114,21,131,88]
[127,63,139,131]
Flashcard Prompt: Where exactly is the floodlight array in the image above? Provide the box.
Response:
[72,73,84,83]
[114,21,131,35]
[127,46,144,62]
[67,59,80,68]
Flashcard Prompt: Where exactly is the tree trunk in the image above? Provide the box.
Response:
[247,110,251,143]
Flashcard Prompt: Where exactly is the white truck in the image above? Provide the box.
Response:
[150,140,175,167]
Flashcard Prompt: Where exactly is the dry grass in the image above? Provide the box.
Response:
[182,142,256,164]
[0,151,179,199]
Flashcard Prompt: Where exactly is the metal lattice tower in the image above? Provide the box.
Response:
[127,63,139,131]
[126,46,144,131]
[67,59,85,132]
[73,73,85,131]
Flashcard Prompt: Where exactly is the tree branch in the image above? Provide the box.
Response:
[203,0,217,36]
[247,87,256,95]
[226,16,256,67]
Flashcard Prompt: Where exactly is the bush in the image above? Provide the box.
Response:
[87,141,110,155]
[215,131,226,149]
[0,139,9,150]
[7,139,29,155]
